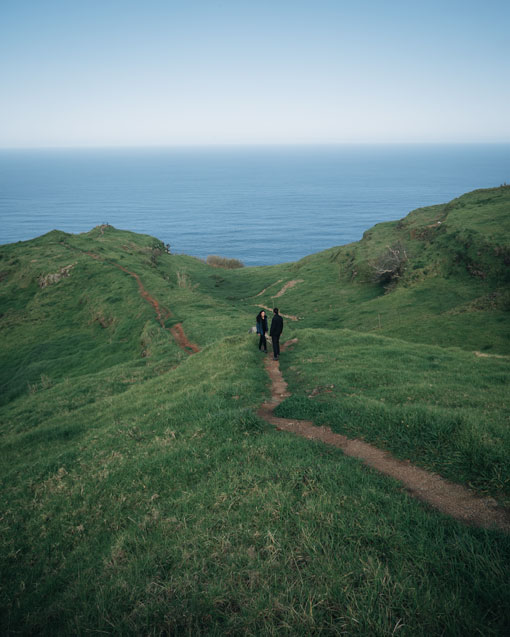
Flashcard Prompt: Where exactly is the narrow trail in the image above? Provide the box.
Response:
[115,264,172,326]
[169,322,200,354]
[257,339,510,533]
[252,279,304,300]
[474,351,509,359]
[82,251,200,354]
[114,263,200,354]
[273,279,304,298]
[254,280,283,298]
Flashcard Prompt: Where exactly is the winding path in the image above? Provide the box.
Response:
[258,339,510,533]
[79,250,199,354]
[114,263,200,354]
[254,280,283,298]
[273,279,304,298]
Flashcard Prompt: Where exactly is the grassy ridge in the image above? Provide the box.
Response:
[1,187,510,634]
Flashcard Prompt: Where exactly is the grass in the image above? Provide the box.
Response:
[275,329,510,502]
[2,338,510,635]
[1,186,510,634]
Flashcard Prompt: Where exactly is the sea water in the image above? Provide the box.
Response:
[0,144,508,265]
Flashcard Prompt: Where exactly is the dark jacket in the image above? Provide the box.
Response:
[270,314,283,337]
[256,314,268,335]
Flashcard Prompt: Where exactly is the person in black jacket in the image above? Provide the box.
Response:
[256,310,268,352]
[270,308,283,360]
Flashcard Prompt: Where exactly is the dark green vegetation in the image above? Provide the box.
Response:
[1,187,509,635]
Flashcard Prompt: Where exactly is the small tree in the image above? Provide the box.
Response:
[149,240,167,267]
[370,242,408,288]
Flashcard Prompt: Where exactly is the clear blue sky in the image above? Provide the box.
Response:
[1,0,509,147]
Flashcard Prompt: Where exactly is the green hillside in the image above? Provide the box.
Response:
[1,187,509,635]
[241,185,510,352]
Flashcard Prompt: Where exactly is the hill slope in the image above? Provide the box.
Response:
[229,185,510,352]
[1,187,509,635]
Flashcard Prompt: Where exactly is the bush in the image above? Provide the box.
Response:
[206,255,244,269]
[370,242,408,288]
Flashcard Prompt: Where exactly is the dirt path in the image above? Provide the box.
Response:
[114,264,200,355]
[115,264,172,326]
[169,322,200,354]
[257,339,510,533]
[251,279,303,304]
[254,280,283,297]
[78,250,200,355]
[474,351,509,359]
[273,279,304,298]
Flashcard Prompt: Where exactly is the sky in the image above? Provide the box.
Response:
[1,0,509,148]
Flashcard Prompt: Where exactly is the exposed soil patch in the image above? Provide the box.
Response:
[273,279,304,298]
[170,322,200,354]
[38,263,76,288]
[474,351,508,359]
[258,340,510,533]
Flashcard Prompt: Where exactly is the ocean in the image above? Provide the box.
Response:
[0,144,508,266]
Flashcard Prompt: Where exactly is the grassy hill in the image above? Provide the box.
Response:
[1,187,509,634]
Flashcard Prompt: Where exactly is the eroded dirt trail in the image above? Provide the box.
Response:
[169,322,200,354]
[115,264,172,326]
[254,280,283,298]
[252,279,304,300]
[114,263,200,355]
[474,351,509,359]
[258,340,510,533]
[79,250,200,355]
[273,279,304,298]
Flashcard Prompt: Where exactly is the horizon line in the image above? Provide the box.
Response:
[2,140,510,151]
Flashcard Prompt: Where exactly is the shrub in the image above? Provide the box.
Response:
[370,242,408,288]
[206,255,244,269]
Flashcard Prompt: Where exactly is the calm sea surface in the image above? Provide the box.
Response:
[0,145,508,265]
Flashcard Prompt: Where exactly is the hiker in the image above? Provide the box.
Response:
[270,307,283,360]
[256,310,268,352]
